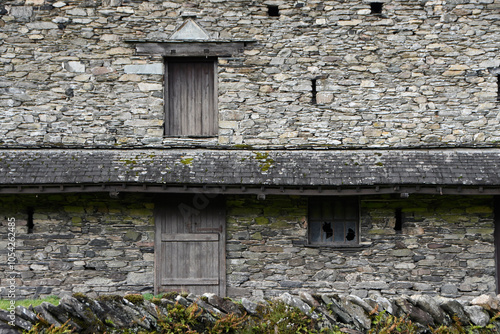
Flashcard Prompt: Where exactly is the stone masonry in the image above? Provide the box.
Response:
[0,193,495,300]
[226,194,495,300]
[0,0,500,301]
[0,0,499,148]
[0,193,155,298]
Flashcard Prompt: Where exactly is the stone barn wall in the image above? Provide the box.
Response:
[0,193,155,298]
[226,194,496,300]
[0,0,499,149]
[0,193,496,299]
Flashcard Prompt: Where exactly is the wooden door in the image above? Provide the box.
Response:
[155,195,226,296]
[165,58,217,137]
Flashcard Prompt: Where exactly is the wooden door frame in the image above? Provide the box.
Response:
[163,57,218,137]
[495,196,500,294]
[154,194,226,296]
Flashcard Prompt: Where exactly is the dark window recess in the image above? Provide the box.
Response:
[268,5,280,17]
[308,197,359,245]
[395,208,403,233]
[311,79,317,104]
[370,2,383,14]
[497,75,500,102]
[27,207,34,234]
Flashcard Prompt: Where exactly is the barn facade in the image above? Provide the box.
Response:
[0,0,499,300]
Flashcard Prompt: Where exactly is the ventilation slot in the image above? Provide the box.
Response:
[267,5,280,17]
[497,75,500,102]
[370,2,383,14]
[395,208,403,233]
[311,78,317,104]
[27,207,34,234]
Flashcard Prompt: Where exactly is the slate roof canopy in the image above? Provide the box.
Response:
[0,149,498,195]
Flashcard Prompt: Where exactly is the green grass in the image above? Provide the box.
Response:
[0,295,60,310]
[0,293,165,310]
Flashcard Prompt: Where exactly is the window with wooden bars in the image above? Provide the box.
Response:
[164,57,217,137]
[308,197,359,246]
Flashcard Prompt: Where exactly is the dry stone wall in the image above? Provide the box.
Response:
[0,193,155,298]
[0,193,495,300]
[1,0,499,148]
[2,292,500,333]
[226,194,496,300]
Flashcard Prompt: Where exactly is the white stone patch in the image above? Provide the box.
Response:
[124,64,163,75]
[27,22,59,30]
[138,83,162,91]
[63,61,86,73]
[67,8,87,16]
[170,18,210,40]
[11,6,33,18]
[52,17,70,24]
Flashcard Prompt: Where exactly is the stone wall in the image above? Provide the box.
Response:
[0,193,155,298]
[226,194,496,300]
[1,0,499,149]
[0,193,496,299]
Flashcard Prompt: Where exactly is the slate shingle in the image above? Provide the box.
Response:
[0,149,498,187]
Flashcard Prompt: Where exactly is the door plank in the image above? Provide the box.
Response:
[162,233,219,242]
[162,278,219,285]
[155,195,225,296]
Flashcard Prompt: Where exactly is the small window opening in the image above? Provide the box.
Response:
[346,228,356,241]
[370,2,383,14]
[27,207,34,234]
[311,79,317,104]
[267,5,280,17]
[395,208,403,233]
[322,222,333,239]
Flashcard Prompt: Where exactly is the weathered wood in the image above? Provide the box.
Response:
[135,42,246,57]
[165,59,217,136]
[162,233,219,242]
[154,195,226,296]
[162,278,219,285]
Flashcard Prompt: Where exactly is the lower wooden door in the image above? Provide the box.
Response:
[154,195,226,296]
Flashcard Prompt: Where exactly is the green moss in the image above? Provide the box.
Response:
[123,159,137,165]
[255,217,269,225]
[270,220,290,228]
[375,162,384,166]
[64,206,85,213]
[180,158,194,165]
[228,207,260,216]
[96,295,123,303]
[163,291,179,300]
[124,294,145,305]
[466,206,493,214]
[251,232,263,240]
[253,152,275,172]
[233,144,253,149]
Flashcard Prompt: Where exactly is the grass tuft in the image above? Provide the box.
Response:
[0,295,60,310]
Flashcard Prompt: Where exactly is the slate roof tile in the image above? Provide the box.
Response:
[0,149,499,187]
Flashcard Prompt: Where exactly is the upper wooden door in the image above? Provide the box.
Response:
[164,58,217,137]
[154,195,226,296]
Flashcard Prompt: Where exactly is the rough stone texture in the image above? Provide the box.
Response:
[0,149,499,188]
[2,293,500,334]
[0,0,499,303]
[0,193,155,298]
[0,0,498,149]
[226,194,496,299]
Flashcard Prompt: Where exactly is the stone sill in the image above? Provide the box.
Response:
[304,242,372,251]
